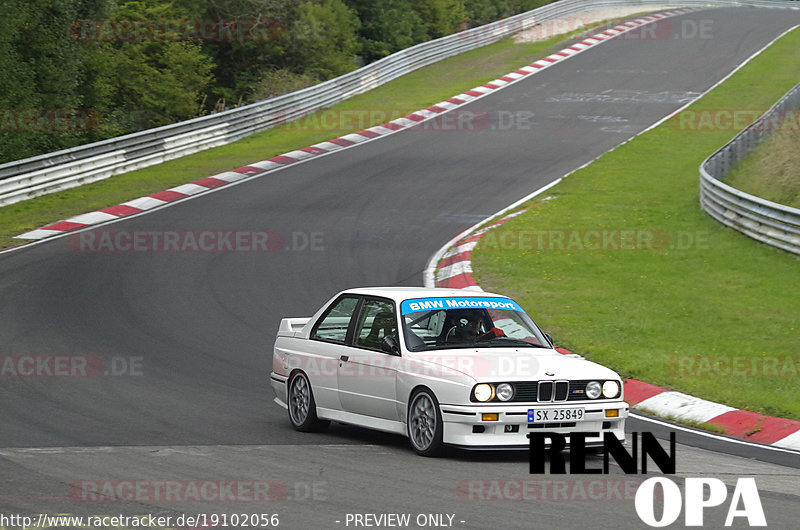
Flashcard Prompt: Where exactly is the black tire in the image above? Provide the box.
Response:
[287,372,329,432]
[407,388,444,456]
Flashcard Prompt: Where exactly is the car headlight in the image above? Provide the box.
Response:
[473,383,495,402]
[602,380,620,398]
[495,383,514,402]
[585,381,602,399]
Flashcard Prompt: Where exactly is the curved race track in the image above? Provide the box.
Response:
[1,7,799,528]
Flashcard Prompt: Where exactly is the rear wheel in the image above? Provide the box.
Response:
[288,372,329,432]
[407,388,444,456]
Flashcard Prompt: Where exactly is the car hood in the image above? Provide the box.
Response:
[408,348,620,382]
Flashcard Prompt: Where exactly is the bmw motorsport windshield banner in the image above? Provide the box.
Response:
[400,297,523,314]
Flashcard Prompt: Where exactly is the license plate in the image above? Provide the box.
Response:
[528,408,585,423]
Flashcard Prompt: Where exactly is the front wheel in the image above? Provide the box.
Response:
[288,372,329,432]
[407,388,444,456]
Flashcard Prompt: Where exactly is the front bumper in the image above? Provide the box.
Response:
[440,402,628,448]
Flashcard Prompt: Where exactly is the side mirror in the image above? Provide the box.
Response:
[545,333,554,347]
[381,335,401,355]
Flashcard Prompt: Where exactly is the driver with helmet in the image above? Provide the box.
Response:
[444,311,506,344]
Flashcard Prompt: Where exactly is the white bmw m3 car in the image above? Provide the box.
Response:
[270,287,627,456]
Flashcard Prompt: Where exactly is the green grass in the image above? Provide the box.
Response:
[725,124,800,208]
[472,27,800,420]
[0,17,643,250]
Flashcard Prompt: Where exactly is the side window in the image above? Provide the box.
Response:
[311,296,359,344]
[354,298,397,351]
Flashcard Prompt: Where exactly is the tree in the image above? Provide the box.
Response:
[98,1,215,130]
[0,0,216,163]
[285,0,361,79]
[0,0,89,162]
[345,0,426,63]
[410,0,466,39]
[199,0,298,106]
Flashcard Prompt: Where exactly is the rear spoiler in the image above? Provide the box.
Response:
[277,317,311,338]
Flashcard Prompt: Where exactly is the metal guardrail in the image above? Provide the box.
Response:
[1,0,798,207]
[700,82,800,256]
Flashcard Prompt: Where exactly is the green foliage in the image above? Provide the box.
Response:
[345,0,427,63]
[411,0,466,38]
[110,41,215,128]
[199,0,296,106]
[725,126,800,208]
[101,1,215,129]
[0,0,214,163]
[1,0,560,163]
[461,0,557,30]
[249,68,321,101]
[0,0,86,161]
[286,0,361,79]
[463,0,540,22]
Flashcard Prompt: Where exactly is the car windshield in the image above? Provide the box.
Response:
[400,296,550,351]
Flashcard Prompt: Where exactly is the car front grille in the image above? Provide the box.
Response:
[510,380,595,403]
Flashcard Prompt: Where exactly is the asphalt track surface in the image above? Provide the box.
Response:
[1,7,799,529]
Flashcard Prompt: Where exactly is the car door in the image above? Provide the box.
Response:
[337,297,401,421]
[305,295,361,411]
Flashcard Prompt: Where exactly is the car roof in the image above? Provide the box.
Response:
[342,286,512,303]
